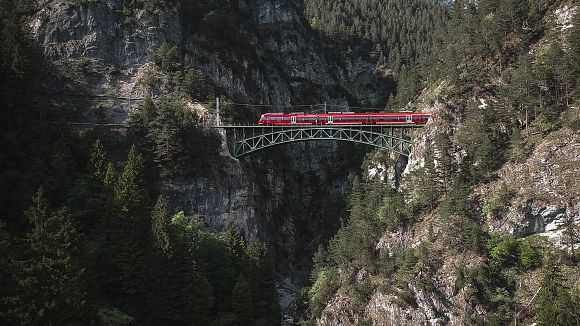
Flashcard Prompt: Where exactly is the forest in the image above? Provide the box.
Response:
[0,1,280,325]
[0,0,579,325]
[304,0,579,324]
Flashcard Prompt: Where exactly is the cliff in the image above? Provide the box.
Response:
[29,0,394,322]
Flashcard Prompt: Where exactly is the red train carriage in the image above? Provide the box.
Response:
[258,112,431,125]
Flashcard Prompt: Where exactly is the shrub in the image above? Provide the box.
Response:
[483,183,517,218]
[308,268,341,316]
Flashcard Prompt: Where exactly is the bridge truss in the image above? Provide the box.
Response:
[217,124,421,158]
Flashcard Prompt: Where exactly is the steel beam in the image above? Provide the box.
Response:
[217,125,419,158]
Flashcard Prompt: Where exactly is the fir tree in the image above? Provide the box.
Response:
[244,240,280,323]
[112,147,149,313]
[536,264,579,326]
[151,195,171,256]
[114,145,147,215]
[224,221,246,271]
[7,190,87,325]
[89,139,108,182]
[232,275,253,325]
[561,213,579,262]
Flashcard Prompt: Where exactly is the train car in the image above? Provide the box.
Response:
[258,111,431,125]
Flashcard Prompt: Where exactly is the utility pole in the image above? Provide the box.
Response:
[324,101,327,113]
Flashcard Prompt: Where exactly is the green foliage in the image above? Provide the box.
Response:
[391,65,421,108]
[561,213,579,261]
[145,43,211,101]
[147,42,178,72]
[488,234,519,268]
[518,239,541,270]
[97,307,134,326]
[89,139,108,181]
[114,145,147,214]
[308,268,340,316]
[408,154,441,213]
[231,275,253,325]
[0,0,32,79]
[151,195,171,255]
[377,190,411,231]
[240,240,280,324]
[5,190,88,325]
[397,249,418,278]
[128,96,219,177]
[304,0,447,69]
[456,102,507,182]
[487,234,541,271]
[347,279,373,312]
[118,0,169,23]
[172,67,210,101]
[536,264,579,326]
[482,183,517,218]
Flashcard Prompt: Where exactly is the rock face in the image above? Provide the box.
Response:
[315,100,578,324]
[32,0,390,106]
[30,0,392,322]
[480,128,580,248]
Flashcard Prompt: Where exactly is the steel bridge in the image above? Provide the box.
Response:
[216,124,424,158]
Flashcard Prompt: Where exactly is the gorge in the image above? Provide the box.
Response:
[0,0,578,325]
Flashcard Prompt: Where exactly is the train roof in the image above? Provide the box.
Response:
[262,112,431,115]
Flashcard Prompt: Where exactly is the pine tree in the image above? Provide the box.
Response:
[115,145,147,215]
[103,163,117,203]
[7,190,87,325]
[232,275,253,325]
[89,139,108,182]
[146,210,213,325]
[536,264,579,326]
[151,195,171,256]
[244,240,280,323]
[225,221,246,271]
[112,146,148,310]
[561,213,579,262]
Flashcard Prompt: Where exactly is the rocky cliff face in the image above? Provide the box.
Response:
[316,105,579,326]
[32,0,390,106]
[478,128,579,246]
[30,0,392,322]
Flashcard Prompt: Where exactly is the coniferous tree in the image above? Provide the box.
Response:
[244,240,280,323]
[112,146,149,314]
[224,221,246,271]
[115,145,147,215]
[151,195,171,256]
[89,139,108,182]
[232,274,253,325]
[561,213,579,262]
[7,190,87,325]
[536,264,579,326]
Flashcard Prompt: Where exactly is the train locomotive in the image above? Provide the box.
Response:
[258,111,431,125]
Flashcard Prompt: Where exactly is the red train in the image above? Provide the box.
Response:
[258,112,431,125]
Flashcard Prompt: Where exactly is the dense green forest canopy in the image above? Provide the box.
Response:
[304,0,448,69]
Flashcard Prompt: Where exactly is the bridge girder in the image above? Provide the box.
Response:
[218,125,418,158]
